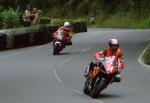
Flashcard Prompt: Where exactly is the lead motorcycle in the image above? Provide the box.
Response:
[83,55,121,98]
[52,32,65,55]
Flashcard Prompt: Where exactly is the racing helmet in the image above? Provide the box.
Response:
[109,39,119,53]
[64,22,70,27]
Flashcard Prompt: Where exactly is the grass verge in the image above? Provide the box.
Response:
[88,12,150,29]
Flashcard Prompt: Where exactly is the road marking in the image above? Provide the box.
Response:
[73,89,104,103]
[33,45,45,50]
[138,45,150,68]
[54,70,63,83]
[73,89,82,95]
[13,52,18,55]
[54,55,104,103]
[0,52,18,60]
[58,56,74,66]
[81,47,92,52]
[55,56,75,82]
[93,99,104,103]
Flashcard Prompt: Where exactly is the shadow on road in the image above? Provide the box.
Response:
[56,51,81,55]
[59,52,74,55]
[97,93,123,99]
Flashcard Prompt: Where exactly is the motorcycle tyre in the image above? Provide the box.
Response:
[83,79,90,95]
[90,80,105,98]
[53,44,60,55]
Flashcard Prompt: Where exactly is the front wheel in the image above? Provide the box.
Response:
[83,79,90,95]
[53,43,60,55]
[90,80,106,98]
[53,50,57,55]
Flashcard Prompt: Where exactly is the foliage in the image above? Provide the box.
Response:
[40,17,51,25]
[0,8,21,29]
[0,0,149,14]
[90,12,150,28]
[0,0,150,28]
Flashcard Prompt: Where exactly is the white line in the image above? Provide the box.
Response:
[73,89,104,103]
[13,52,18,55]
[93,99,104,103]
[58,56,74,66]
[54,70,63,83]
[0,55,11,59]
[138,45,150,68]
[0,53,18,59]
[54,70,104,103]
[81,47,92,52]
[73,89,82,95]
[55,55,104,103]
[33,45,44,50]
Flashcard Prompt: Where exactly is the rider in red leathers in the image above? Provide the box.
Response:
[56,21,73,45]
[84,39,124,83]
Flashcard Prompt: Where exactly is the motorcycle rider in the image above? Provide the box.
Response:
[84,39,124,83]
[56,21,73,45]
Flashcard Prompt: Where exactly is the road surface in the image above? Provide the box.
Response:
[0,28,150,103]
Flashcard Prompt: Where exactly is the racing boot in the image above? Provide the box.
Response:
[112,74,122,83]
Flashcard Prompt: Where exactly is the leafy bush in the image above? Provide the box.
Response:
[40,17,51,24]
[0,8,21,29]
[50,19,65,26]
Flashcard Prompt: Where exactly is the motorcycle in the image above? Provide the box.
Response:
[83,55,120,98]
[52,32,65,55]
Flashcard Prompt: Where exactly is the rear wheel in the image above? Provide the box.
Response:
[68,41,72,45]
[66,40,72,46]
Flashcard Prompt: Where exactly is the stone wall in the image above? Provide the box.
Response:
[0,22,87,50]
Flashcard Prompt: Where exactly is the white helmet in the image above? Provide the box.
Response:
[109,39,119,52]
[109,39,118,45]
[64,22,70,27]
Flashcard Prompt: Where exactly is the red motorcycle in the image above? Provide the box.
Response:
[83,55,121,98]
[52,32,66,55]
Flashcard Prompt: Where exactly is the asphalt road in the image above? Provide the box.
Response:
[0,28,150,103]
